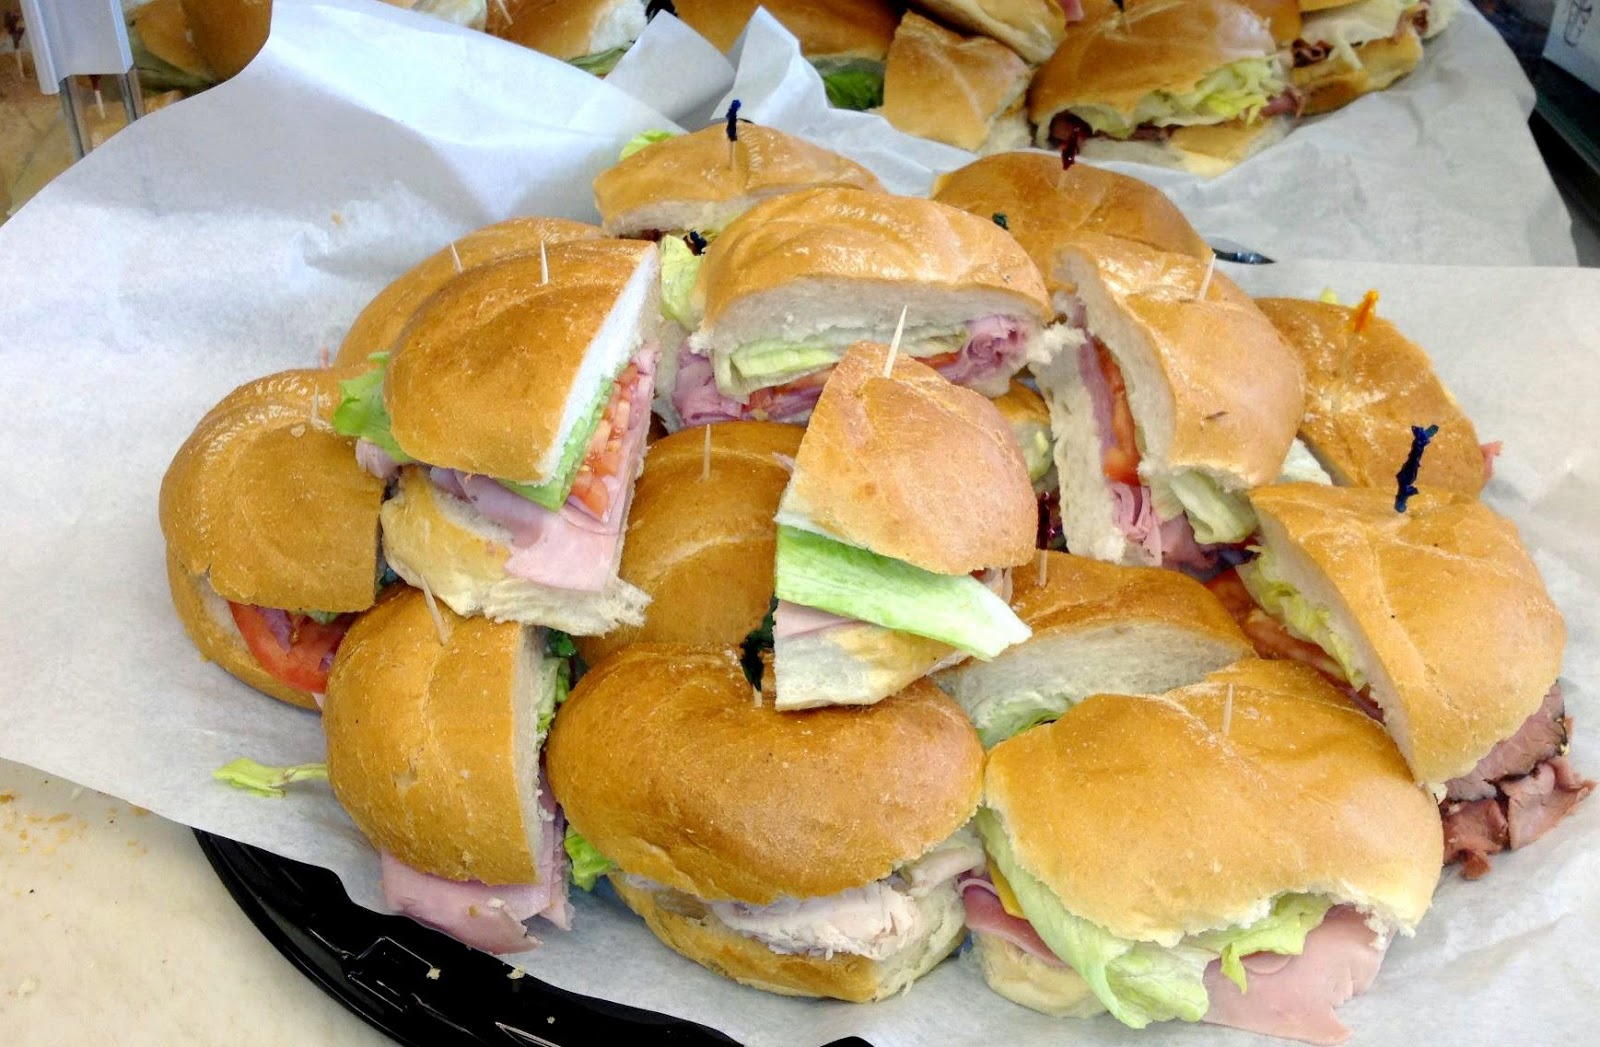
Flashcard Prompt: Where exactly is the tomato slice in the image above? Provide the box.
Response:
[1096,342,1142,486]
[747,365,834,414]
[1204,567,1258,620]
[229,603,350,694]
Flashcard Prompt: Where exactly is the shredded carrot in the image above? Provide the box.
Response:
[1351,289,1380,334]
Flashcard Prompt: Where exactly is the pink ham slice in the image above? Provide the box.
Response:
[959,876,1065,966]
[773,601,856,640]
[1059,0,1085,21]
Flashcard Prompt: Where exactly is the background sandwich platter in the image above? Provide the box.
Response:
[0,2,1597,1046]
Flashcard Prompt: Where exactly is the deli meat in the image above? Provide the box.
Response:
[1446,685,1571,802]
[958,876,1065,966]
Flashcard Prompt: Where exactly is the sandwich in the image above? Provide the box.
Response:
[771,342,1037,709]
[909,0,1074,64]
[592,123,885,243]
[965,658,1443,1041]
[546,644,986,1001]
[574,419,802,668]
[1028,0,1298,177]
[1218,482,1590,877]
[991,380,1056,494]
[670,187,1053,428]
[1029,234,1306,572]
[160,368,386,710]
[333,216,604,369]
[929,150,1212,304]
[323,586,573,954]
[332,239,661,633]
[488,0,647,75]
[1255,295,1493,497]
[672,0,901,109]
[878,13,1033,155]
[936,551,1252,744]
[130,0,217,93]
[179,0,271,81]
[1289,0,1457,115]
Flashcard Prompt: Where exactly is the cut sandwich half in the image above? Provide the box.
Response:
[966,658,1443,1041]
[879,13,1033,155]
[324,587,574,954]
[488,0,647,75]
[771,343,1037,709]
[547,644,986,1000]
[910,0,1074,64]
[672,187,1052,428]
[1029,234,1305,572]
[1290,0,1456,115]
[333,239,661,633]
[936,551,1252,744]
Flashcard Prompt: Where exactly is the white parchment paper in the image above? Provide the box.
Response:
[712,8,1579,266]
[0,2,1596,1044]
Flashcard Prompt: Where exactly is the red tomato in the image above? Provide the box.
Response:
[229,603,349,694]
[1096,343,1142,485]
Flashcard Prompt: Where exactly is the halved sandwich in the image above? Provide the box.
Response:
[966,658,1443,1041]
[332,239,660,633]
[324,587,573,953]
[1256,295,1493,496]
[1218,483,1591,877]
[547,644,986,1000]
[1290,0,1457,115]
[671,187,1052,428]
[1029,234,1306,572]
[910,0,1074,64]
[879,13,1033,155]
[488,0,647,75]
[161,368,387,710]
[1029,0,1298,177]
[771,343,1037,709]
[936,551,1252,744]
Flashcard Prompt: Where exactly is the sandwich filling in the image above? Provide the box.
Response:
[337,343,659,592]
[816,59,885,111]
[1293,0,1455,70]
[1045,58,1297,149]
[1209,553,1593,879]
[966,809,1392,1044]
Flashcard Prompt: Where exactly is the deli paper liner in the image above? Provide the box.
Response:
[0,2,1596,1045]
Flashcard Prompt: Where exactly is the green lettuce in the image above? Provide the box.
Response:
[1021,428,1054,487]
[213,759,328,799]
[716,340,842,397]
[564,827,614,891]
[1152,471,1257,544]
[822,68,884,110]
[977,810,1213,1027]
[1238,549,1365,687]
[1194,894,1332,991]
[774,525,1030,659]
[971,695,1064,748]
[570,47,628,76]
[332,355,412,462]
[1067,58,1287,139]
[497,374,618,510]
[535,651,566,738]
[620,129,678,160]
[659,235,703,328]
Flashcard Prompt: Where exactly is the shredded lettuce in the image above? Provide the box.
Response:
[1151,471,1257,544]
[822,68,884,110]
[1194,894,1333,991]
[620,129,678,160]
[564,827,614,891]
[971,695,1064,748]
[332,355,412,462]
[213,759,328,798]
[716,340,841,397]
[774,526,1030,659]
[570,47,628,76]
[1068,58,1286,139]
[659,235,703,328]
[1238,549,1366,687]
[534,651,566,738]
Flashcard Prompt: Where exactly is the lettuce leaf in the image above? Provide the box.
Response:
[570,47,628,76]
[564,827,614,891]
[970,693,1064,748]
[497,374,618,509]
[976,810,1213,1027]
[716,340,841,397]
[1238,549,1366,687]
[774,526,1030,659]
[1020,427,1054,487]
[213,759,328,798]
[1193,894,1332,991]
[332,355,412,462]
[659,235,703,328]
[620,129,678,160]
[822,68,884,110]
[1068,58,1287,139]
[1152,471,1257,544]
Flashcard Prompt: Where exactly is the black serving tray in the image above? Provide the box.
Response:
[196,831,873,1047]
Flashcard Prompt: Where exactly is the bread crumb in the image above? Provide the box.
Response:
[426,967,441,981]
[507,967,526,980]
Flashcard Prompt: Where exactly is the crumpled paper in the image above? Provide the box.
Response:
[0,3,1595,1045]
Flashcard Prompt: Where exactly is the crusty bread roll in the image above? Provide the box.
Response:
[1293,24,1423,115]
[910,0,1070,64]
[1255,296,1485,496]
[780,342,1038,575]
[937,552,1253,743]
[673,0,900,61]
[324,587,556,885]
[181,0,271,80]
[488,0,646,62]
[384,239,658,483]
[135,0,217,82]
[379,466,649,633]
[931,151,1211,293]
[692,187,1050,351]
[592,124,884,239]
[879,13,1032,155]
[1236,0,1304,44]
[549,645,983,902]
[1248,483,1565,787]
[985,658,1443,944]
[970,933,1105,1018]
[574,421,802,666]
[334,217,604,368]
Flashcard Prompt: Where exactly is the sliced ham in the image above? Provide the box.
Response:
[959,876,1065,967]
[773,600,856,640]
[355,438,402,481]
[1202,906,1388,1046]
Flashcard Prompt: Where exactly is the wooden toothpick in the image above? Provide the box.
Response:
[1195,255,1215,302]
[1221,683,1234,736]
[449,240,463,273]
[1036,548,1049,588]
[884,305,908,377]
[701,424,713,481]
[539,240,549,285]
[418,576,452,646]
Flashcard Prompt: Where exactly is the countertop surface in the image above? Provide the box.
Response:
[0,758,391,1046]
